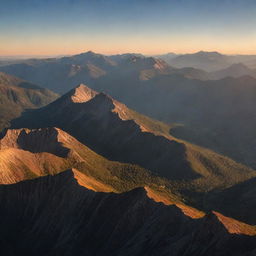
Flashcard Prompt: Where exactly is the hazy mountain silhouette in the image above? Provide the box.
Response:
[0,51,216,93]
[210,63,256,79]
[165,51,231,71]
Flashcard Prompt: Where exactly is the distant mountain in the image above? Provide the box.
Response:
[89,74,256,170]
[167,51,231,71]
[170,67,210,80]
[0,51,213,93]
[228,54,256,69]
[2,51,256,92]
[60,50,117,68]
[0,171,255,255]
[158,51,256,72]
[153,52,178,63]
[109,53,145,63]
[0,52,113,92]
[0,72,58,131]
[210,63,256,79]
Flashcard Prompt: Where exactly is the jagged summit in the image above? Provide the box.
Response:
[70,84,98,103]
[44,83,99,109]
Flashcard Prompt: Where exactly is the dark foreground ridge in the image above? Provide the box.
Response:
[0,170,255,256]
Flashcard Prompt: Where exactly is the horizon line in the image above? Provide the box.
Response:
[2,50,256,59]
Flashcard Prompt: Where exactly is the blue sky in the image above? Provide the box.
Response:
[1,0,256,55]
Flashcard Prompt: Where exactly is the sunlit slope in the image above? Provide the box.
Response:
[0,127,201,217]
[0,171,255,255]
[11,84,256,193]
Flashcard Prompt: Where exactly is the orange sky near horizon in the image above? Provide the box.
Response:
[1,35,256,56]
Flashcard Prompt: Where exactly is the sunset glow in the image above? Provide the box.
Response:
[1,0,256,56]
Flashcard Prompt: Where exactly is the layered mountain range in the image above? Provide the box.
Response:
[0,124,256,254]
[1,52,256,170]
[1,51,256,254]
[156,51,256,71]
[9,84,256,223]
[2,51,256,94]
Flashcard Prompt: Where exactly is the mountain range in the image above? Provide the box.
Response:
[156,51,256,71]
[9,84,256,223]
[1,51,256,254]
[1,51,256,167]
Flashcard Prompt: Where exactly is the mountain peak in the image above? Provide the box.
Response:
[196,51,223,56]
[70,84,98,103]
[76,50,98,57]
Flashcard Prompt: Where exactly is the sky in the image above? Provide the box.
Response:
[1,0,256,56]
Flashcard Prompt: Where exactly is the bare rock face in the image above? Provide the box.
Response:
[0,171,255,256]
[70,83,98,103]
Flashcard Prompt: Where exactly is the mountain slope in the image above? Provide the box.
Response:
[0,126,205,217]
[0,72,58,131]
[11,84,256,195]
[0,171,255,256]
[0,127,155,192]
[90,72,256,169]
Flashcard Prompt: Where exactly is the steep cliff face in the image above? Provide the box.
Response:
[0,171,255,256]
